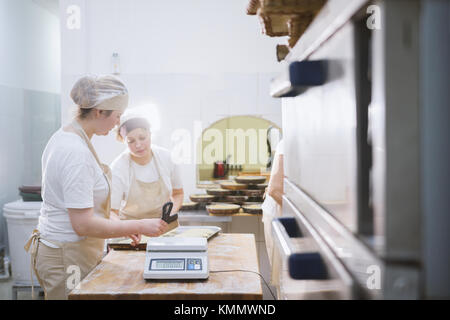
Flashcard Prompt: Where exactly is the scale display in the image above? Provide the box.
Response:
[150,259,202,271]
[151,259,184,270]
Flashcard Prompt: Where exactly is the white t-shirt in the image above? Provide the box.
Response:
[37,129,109,243]
[110,145,183,211]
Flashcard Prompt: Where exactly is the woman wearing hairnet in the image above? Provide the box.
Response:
[109,113,183,232]
[25,75,168,300]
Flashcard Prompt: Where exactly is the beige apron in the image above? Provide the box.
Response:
[119,153,179,232]
[24,120,111,300]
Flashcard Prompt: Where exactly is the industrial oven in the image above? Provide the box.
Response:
[269,0,447,299]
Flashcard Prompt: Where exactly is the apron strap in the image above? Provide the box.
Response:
[69,120,103,166]
[66,120,112,219]
[24,229,45,299]
[24,229,39,253]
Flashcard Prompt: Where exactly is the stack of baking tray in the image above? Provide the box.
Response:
[188,176,267,215]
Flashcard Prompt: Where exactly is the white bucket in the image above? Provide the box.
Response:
[3,200,41,285]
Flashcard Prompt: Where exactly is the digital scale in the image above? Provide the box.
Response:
[143,237,209,280]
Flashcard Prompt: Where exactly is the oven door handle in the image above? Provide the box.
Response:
[272,217,328,280]
[271,218,294,258]
[270,60,327,98]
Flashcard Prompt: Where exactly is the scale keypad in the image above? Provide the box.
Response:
[187,258,202,271]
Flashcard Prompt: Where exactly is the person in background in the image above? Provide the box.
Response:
[25,75,167,300]
[110,113,183,235]
[261,138,284,294]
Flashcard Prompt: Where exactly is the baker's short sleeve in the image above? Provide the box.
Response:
[61,155,95,209]
[170,162,183,189]
[155,146,183,190]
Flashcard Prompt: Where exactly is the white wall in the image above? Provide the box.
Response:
[60,0,282,76]
[60,0,283,197]
[0,0,60,92]
[0,0,60,253]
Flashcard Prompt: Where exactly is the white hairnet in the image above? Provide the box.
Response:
[70,75,129,112]
[119,110,147,128]
[116,110,151,142]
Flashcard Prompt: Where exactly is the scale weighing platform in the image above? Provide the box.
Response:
[143,237,209,280]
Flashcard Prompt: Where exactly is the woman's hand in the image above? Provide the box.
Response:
[139,219,168,237]
[68,208,167,240]
[129,234,141,247]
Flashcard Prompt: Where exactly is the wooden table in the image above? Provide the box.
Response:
[68,233,263,300]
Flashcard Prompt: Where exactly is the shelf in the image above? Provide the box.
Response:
[246,0,327,59]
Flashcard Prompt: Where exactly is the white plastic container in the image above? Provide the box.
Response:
[3,200,41,285]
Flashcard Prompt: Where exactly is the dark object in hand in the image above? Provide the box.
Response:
[162,201,178,223]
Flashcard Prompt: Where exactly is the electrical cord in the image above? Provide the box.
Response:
[210,269,276,300]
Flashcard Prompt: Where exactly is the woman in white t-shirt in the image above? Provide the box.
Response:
[25,75,167,300]
[110,114,184,233]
